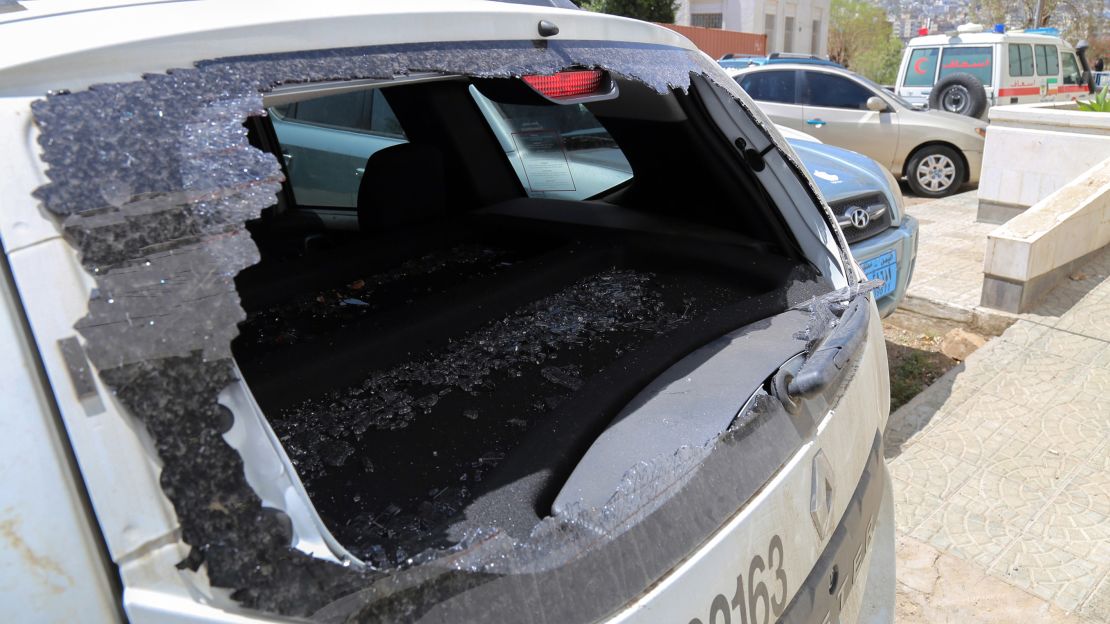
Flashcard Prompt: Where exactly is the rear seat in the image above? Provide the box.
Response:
[357,143,447,232]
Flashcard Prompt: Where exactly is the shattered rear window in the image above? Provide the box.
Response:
[30,38,855,621]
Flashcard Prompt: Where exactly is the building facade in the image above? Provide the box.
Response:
[674,0,831,57]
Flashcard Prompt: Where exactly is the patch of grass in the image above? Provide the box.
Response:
[889,350,930,410]
[885,343,958,411]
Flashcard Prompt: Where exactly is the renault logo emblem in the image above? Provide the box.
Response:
[847,207,870,229]
[811,450,835,540]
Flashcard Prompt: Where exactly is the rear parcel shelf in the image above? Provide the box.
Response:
[231,196,827,562]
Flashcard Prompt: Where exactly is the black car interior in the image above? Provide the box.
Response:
[232,76,823,559]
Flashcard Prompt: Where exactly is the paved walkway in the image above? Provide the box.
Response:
[886,193,1110,622]
[902,191,996,312]
[898,190,1015,333]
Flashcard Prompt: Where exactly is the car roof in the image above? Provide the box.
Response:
[734,63,859,76]
[0,0,171,24]
[907,32,1070,48]
[720,56,840,69]
[0,0,695,97]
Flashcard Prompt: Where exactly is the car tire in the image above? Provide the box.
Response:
[928,73,987,117]
[905,145,965,198]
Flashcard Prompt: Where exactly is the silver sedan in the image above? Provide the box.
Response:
[730,64,987,197]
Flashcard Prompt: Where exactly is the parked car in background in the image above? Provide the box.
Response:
[730,63,987,197]
[895,24,1092,118]
[777,128,918,317]
[2,1,896,623]
[277,104,916,317]
[719,52,844,71]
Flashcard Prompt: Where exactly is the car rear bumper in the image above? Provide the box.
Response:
[850,214,919,317]
[780,435,894,624]
[857,463,897,623]
[606,430,895,624]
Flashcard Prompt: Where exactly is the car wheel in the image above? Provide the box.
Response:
[906,145,965,197]
[928,73,987,118]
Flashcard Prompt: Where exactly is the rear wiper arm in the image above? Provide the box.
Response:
[786,295,870,400]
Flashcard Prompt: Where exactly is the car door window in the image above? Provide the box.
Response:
[368,90,405,137]
[283,90,373,130]
[276,89,404,137]
[1062,52,1082,84]
[738,70,797,103]
[939,46,993,86]
[270,89,408,208]
[1035,44,1060,77]
[904,48,939,87]
[801,72,873,110]
[1009,44,1035,77]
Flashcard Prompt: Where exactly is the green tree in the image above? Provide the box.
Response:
[581,0,678,23]
[851,34,904,84]
[828,0,904,83]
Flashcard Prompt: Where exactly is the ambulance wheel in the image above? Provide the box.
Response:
[929,73,987,117]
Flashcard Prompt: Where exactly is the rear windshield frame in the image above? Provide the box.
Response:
[29,38,853,621]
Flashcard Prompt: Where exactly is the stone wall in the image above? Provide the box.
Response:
[981,155,1110,312]
[977,101,1110,224]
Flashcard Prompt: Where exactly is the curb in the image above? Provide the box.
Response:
[898,293,1016,337]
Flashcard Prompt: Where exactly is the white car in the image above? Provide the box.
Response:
[0,1,894,623]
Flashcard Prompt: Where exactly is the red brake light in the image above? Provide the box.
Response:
[522,70,605,99]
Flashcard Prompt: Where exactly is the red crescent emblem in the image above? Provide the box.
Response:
[914,56,928,74]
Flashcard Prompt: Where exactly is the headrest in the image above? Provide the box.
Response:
[357,143,446,232]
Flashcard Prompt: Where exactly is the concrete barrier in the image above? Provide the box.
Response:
[981,155,1110,312]
[977,101,1110,223]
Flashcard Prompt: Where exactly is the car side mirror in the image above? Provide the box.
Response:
[866,96,887,112]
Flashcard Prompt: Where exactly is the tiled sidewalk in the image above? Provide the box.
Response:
[901,190,997,313]
[887,195,1110,620]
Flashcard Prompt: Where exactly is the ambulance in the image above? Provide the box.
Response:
[895,24,1093,118]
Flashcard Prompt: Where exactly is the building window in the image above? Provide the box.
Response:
[691,13,724,28]
[811,19,821,54]
[765,14,776,51]
[784,16,795,52]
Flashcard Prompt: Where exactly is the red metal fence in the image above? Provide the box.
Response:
[655,24,767,59]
